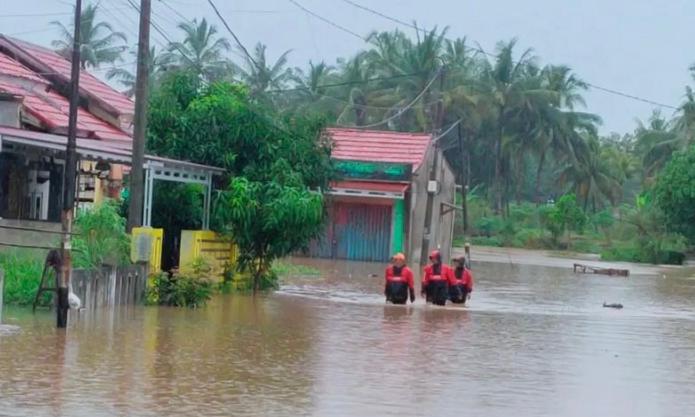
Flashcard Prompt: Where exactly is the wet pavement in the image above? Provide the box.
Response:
[2,257,695,416]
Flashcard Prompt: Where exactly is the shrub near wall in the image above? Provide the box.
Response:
[0,251,50,307]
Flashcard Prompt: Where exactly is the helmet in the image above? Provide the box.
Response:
[392,252,406,262]
[429,250,441,261]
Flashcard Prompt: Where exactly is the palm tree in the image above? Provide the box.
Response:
[106,46,174,97]
[558,135,622,211]
[167,18,231,81]
[364,26,449,131]
[51,3,127,69]
[478,39,552,213]
[634,111,680,182]
[532,65,599,202]
[233,43,293,97]
[289,61,340,115]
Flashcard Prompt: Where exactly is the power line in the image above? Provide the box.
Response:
[206,0,259,68]
[336,68,442,129]
[266,71,427,93]
[340,0,680,111]
[288,0,365,41]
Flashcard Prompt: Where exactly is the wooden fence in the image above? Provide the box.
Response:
[71,264,147,309]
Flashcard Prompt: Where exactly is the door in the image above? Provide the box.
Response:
[333,202,392,262]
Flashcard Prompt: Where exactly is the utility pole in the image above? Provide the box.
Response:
[419,66,446,266]
[127,0,152,232]
[457,122,469,233]
[58,0,82,328]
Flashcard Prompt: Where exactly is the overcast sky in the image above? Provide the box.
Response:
[3,0,694,134]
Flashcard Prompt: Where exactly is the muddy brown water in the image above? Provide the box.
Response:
[2,258,695,417]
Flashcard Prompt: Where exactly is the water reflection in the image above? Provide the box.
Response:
[1,258,695,416]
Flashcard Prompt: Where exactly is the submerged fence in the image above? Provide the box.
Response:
[71,264,147,309]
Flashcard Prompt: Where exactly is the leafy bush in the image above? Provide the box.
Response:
[512,228,547,248]
[146,272,214,308]
[72,200,130,268]
[654,145,695,242]
[0,251,50,307]
[470,236,503,247]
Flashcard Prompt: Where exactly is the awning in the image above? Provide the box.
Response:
[0,125,225,229]
[0,125,225,175]
[329,180,409,199]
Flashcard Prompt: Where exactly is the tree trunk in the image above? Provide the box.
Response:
[535,150,546,205]
[494,129,503,214]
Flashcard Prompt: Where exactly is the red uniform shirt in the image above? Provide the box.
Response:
[385,266,415,290]
[422,264,453,287]
[450,267,474,291]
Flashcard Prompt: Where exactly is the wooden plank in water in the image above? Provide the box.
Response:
[573,263,629,277]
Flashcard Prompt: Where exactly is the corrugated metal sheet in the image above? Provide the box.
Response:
[308,202,392,262]
[327,128,431,171]
[335,203,392,261]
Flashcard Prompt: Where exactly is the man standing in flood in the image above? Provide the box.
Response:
[449,256,473,305]
[421,250,451,306]
[384,253,415,304]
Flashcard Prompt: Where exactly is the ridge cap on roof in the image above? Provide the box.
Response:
[326,127,432,137]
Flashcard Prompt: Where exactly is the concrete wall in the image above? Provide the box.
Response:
[0,218,61,254]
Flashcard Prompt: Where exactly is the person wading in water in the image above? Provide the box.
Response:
[449,256,473,305]
[421,250,451,306]
[384,253,415,304]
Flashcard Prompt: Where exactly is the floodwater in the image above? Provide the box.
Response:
[2,257,695,417]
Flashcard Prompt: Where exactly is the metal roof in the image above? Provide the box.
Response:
[0,125,224,174]
[0,36,135,117]
[326,128,432,171]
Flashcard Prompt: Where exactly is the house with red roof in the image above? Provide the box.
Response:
[0,36,222,242]
[306,128,456,264]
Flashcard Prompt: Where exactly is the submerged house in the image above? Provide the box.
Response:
[307,128,457,265]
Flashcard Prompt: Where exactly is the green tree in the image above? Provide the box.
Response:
[654,145,695,242]
[106,46,173,97]
[215,177,324,290]
[166,18,231,81]
[233,42,293,97]
[52,3,127,69]
[541,194,586,246]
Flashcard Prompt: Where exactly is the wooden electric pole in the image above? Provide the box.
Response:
[457,122,469,233]
[58,0,82,328]
[419,66,446,266]
[127,0,152,232]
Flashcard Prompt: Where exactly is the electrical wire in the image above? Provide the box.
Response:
[335,68,442,129]
[206,0,259,68]
[288,0,365,41]
[340,0,680,110]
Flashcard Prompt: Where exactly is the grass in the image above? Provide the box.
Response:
[272,260,321,277]
[0,251,51,307]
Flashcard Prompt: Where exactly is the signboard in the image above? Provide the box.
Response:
[335,160,412,182]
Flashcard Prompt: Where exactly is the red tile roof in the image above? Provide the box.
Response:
[0,51,131,142]
[326,128,431,171]
[0,81,131,142]
[331,180,410,193]
[2,36,134,116]
[0,53,44,83]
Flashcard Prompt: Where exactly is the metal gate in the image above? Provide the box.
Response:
[309,202,392,262]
